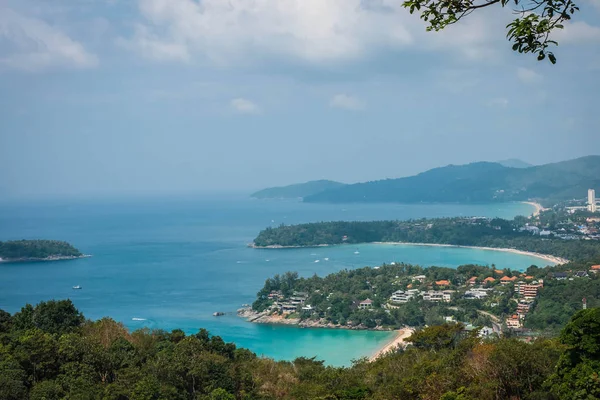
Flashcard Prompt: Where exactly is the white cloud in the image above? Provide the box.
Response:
[230,98,260,114]
[122,0,502,65]
[554,21,600,43]
[329,94,365,110]
[488,97,509,108]
[0,7,98,71]
[117,24,190,62]
[517,67,542,84]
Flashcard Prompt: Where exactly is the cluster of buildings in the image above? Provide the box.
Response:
[267,290,311,313]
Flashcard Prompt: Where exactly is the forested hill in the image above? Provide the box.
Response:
[253,218,600,262]
[497,158,533,168]
[2,299,600,399]
[251,180,345,199]
[303,155,600,204]
[0,240,83,262]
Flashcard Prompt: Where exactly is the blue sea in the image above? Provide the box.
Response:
[0,196,548,366]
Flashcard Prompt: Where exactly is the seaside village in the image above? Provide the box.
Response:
[263,264,600,334]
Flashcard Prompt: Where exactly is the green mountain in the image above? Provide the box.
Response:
[251,179,346,199]
[497,158,533,168]
[303,155,600,204]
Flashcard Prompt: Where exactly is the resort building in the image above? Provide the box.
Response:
[358,299,374,309]
[390,289,420,304]
[517,300,533,316]
[268,290,284,300]
[467,277,478,286]
[506,315,522,329]
[464,288,491,300]
[435,280,451,288]
[500,276,517,285]
[281,303,297,313]
[516,282,544,299]
[484,277,496,284]
[552,272,568,280]
[422,290,455,303]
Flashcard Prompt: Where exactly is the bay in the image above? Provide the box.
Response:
[0,196,547,366]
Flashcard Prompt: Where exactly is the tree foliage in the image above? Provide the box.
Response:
[401,0,579,63]
[254,216,600,262]
[0,240,82,261]
[1,300,599,399]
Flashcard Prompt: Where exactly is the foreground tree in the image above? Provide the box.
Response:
[402,0,579,63]
[547,308,600,399]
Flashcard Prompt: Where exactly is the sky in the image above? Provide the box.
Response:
[1,0,599,199]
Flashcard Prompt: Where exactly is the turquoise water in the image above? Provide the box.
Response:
[0,196,546,366]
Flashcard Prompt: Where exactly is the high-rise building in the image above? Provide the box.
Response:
[589,189,597,213]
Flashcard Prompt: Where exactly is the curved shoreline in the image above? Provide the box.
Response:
[370,328,414,361]
[373,242,568,265]
[252,242,568,265]
[522,201,544,216]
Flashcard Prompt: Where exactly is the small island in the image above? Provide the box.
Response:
[0,240,85,263]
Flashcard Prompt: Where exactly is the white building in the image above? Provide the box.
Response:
[422,290,455,303]
[464,288,491,300]
[390,289,420,303]
[589,189,597,213]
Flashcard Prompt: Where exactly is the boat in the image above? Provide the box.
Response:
[314,259,320,263]
[324,257,329,261]
[72,285,82,290]
[213,312,225,316]
[354,250,360,254]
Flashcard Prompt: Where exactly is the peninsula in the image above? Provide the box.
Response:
[240,260,600,334]
[251,179,345,199]
[0,240,85,263]
[252,208,600,262]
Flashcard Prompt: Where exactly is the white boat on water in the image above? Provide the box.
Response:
[72,285,82,290]
[354,251,360,254]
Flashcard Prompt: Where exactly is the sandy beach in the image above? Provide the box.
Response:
[522,201,544,216]
[370,328,414,361]
[374,242,568,264]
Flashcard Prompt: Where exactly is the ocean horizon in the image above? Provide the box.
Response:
[0,196,546,366]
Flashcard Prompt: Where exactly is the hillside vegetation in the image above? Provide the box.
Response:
[0,240,82,261]
[253,217,600,262]
[300,155,600,204]
[1,300,599,399]
[251,180,345,199]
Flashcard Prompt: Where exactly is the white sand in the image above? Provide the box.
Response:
[374,242,568,265]
[370,328,414,361]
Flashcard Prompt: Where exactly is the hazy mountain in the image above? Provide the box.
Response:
[497,158,533,168]
[251,180,346,199]
[303,156,600,204]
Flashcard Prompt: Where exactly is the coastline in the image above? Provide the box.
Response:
[370,328,414,361]
[237,308,394,331]
[0,254,91,264]
[252,242,568,265]
[374,242,568,265]
[522,201,544,216]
